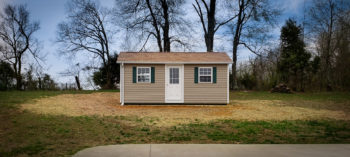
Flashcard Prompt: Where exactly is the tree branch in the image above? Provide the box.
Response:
[214,14,238,33]
[193,0,207,34]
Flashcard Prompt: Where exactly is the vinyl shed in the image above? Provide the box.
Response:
[117,52,232,105]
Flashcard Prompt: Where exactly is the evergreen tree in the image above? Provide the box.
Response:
[0,61,15,90]
[93,54,120,89]
[278,19,311,91]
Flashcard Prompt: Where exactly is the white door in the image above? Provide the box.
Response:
[165,65,184,103]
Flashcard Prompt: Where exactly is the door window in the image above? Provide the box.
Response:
[169,68,179,84]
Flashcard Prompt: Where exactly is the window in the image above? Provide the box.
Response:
[137,67,151,83]
[199,67,212,83]
[169,68,179,84]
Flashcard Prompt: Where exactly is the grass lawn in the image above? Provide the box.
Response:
[0,90,350,156]
[231,91,350,102]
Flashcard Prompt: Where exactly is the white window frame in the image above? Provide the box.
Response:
[137,67,151,83]
[198,67,213,83]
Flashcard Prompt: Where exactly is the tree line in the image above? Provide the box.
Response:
[1,0,349,91]
[235,0,350,91]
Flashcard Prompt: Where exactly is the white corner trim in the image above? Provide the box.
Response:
[164,65,166,103]
[120,63,124,106]
[182,64,185,103]
[227,64,229,104]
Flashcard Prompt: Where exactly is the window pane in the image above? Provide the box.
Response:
[200,68,204,75]
[138,75,144,82]
[173,78,179,84]
[169,68,179,84]
[138,74,150,82]
[173,68,179,78]
[200,76,211,82]
[200,68,211,76]
[137,76,141,82]
[138,68,150,75]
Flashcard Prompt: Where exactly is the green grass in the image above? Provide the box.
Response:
[0,90,349,156]
[0,90,119,106]
[231,91,350,102]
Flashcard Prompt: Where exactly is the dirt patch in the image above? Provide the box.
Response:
[20,92,349,126]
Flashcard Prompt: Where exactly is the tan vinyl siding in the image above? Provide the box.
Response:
[184,64,227,104]
[124,64,165,103]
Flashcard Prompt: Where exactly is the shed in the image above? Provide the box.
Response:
[117,52,232,105]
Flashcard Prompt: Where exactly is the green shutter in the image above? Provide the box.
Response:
[213,67,217,83]
[132,66,137,83]
[151,67,155,83]
[194,67,198,83]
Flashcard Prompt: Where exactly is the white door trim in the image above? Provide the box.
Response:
[165,64,184,103]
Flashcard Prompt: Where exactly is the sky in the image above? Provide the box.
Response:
[0,0,308,89]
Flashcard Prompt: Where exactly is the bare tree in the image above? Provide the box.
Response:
[59,63,83,90]
[116,0,188,52]
[308,0,350,91]
[228,0,279,89]
[57,0,114,89]
[192,0,236,52]
[0,5,40,90]
[333,16,350,90]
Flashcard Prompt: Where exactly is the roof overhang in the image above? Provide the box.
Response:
[116,61,233,64]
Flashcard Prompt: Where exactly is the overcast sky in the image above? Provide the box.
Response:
[0,0,308,88]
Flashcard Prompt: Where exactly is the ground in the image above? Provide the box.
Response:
[1,90,350,156]
[20,92,350,126]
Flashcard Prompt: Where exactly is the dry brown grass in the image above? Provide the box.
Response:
[20,92,349,126]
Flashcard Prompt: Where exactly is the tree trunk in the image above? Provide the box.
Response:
[146,0,163,52]
[206,0,216,52]
[157,34,163,52]
[257,56,264,90]
[293,70,297,91]
[38,77,42,90]
[204,34,213,52]
[231,41,238,90]
[16,59,22,90]
[75,76,81,90]
[231,0,244,90]
[162,0,170,52]
[105,61,113,89]
[300,69,304,92]
[325,1,334,91]
[16,73,22,90]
